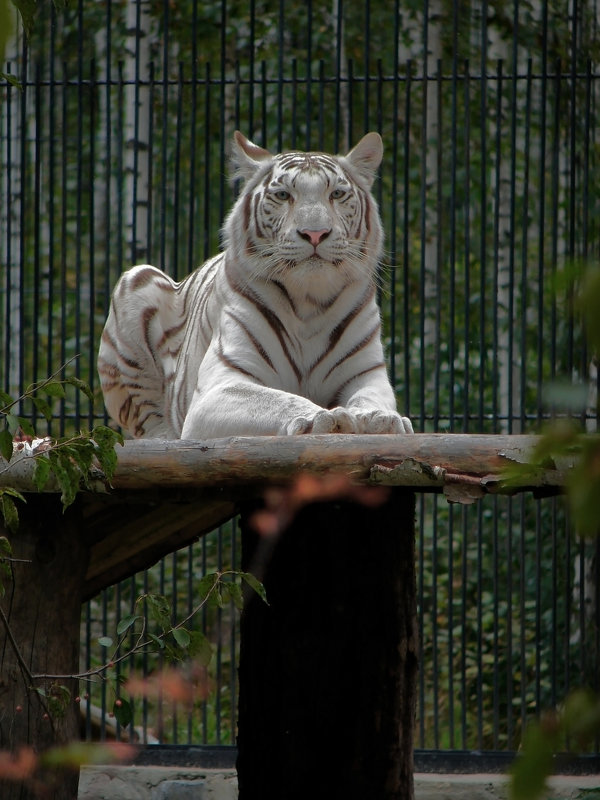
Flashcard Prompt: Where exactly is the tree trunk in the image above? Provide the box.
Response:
[0,496,89,800]
[237,488,417,800]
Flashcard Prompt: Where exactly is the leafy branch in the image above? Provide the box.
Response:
[0,364,124,533]
[29,570,267,728]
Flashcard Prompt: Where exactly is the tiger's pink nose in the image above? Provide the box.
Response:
[298,228,331,247]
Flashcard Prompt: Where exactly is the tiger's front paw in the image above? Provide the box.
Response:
[353,409,414,434]
[283,408,360,435]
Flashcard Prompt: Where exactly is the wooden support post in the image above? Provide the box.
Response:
[237,488,418,800]
[0,497,88,800]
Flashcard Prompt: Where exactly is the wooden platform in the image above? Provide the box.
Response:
[1,433,567,599]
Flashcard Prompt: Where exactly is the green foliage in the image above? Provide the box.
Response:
[79,569,267,737]
[0,372,124,527]
[510,690,600,800]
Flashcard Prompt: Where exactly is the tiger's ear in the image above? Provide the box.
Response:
[344,132,383,187]
[231,131,273,180]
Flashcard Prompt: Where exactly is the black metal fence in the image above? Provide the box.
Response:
[1,0,599,765]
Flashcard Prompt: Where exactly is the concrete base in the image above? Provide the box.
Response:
[78,767,600,800]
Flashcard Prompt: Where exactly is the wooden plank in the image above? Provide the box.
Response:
[81,492,238,599]
[0,434,569,494]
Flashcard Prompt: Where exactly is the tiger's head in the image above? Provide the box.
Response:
[223,132,384,299]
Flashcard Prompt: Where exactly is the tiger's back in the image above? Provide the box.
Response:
[98,132,413,439]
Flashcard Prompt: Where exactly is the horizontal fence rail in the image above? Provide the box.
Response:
[1,0,599,766]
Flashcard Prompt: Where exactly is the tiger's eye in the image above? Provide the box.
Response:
[330,188,345,200]
[274,189,291,201]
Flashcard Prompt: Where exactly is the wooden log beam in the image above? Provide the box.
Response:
[0,433,574,497]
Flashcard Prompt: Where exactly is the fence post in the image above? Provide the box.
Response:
[237,488,417,799]
[0,497,88,800]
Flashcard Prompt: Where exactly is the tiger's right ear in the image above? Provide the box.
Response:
[231,131,273,180]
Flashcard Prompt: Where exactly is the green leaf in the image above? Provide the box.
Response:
[65,376,94,403]
[43,381,66,399]
[0,536,12,558]
[31,395,52,422]
[113,698,133,728]
[197,572,220,604]
[98,636,113,648]
[116,614,142,636]
[33,456,52,491]
[172,627,191,649]
[92,426,124,479]
[48,450,81,509]
[222,580,244,610]
[0,73,23,89]
[147,632,165,650]
[5,413,20,435]
[0,390,13,410]
[240,571,269,605]
[145,594,172,632]
[187,630,213,666]
[0,428,13,462]
[12,0,37,38]
[16,416,35,437]
[0,493,20,534]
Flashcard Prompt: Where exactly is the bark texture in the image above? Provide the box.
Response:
[0,497,88,800]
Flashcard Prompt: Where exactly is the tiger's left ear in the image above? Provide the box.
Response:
[344,132,383,187]
[231,131,273,180]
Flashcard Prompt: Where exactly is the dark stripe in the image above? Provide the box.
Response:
[225,261,302,384]
[323,322,381,382]
[100,327,141,371]
[216,336,266,384]
[327,362,387,408]
[225,309,276,372]
[309,287,375,374]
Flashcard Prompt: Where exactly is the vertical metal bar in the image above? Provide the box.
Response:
[59,60,68,435]
[173,62,183,280]
[492,496,500,748]
[388,0,400,386]
[506,497,513,746]
[402,60,412,420]
[88,58,97,429]
[248,0,255,135]
[291,59,298,149]
[334,0,343,151]
[147,60,155,263]
[478,0,488,431]
[492,60,503,434]
[277,0,284,150]
[305,0,312,150]
[160,38,169,272]
[363,0,370,133]
[347,58,354,148]
[447,508,455,748]
[317,60,325,151]
[536,0,549,426]
[203,62,212,262]
[519,60,532,433]
[463,60,471,433]
[434,60,443,431]
[448,2,458,433]
[32,61,41,413]
[188,55,198,275]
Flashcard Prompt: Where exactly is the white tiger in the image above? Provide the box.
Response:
[98,132,413,439]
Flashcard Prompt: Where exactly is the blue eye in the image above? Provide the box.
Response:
[330,188,345,200]
[274,189,291,201]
